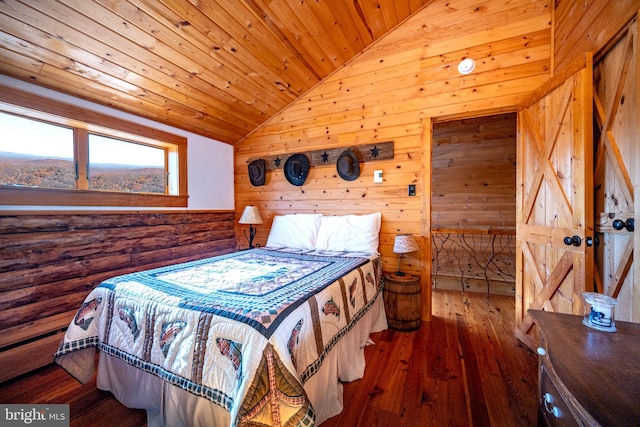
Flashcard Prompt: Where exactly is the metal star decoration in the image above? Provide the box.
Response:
[274,157,282,167]
[370,146,379,158]
[321,151,329,163]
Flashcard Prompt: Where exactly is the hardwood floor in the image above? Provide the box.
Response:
[322,289,539,427]
[0,289,538,426]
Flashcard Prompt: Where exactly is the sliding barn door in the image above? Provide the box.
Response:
[594,18,639,322]
[515,55,594,349]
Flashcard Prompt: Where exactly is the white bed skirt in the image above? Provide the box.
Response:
[97,293,388,426]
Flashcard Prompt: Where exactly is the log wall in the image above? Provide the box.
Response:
[0,211,236,382]
[235,0,552,319]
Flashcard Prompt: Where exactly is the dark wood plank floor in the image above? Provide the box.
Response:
[322,289,539,427]
[0,289,538,426]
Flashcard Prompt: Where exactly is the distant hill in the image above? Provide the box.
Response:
[0,155,164,193]
[0,152,159,168]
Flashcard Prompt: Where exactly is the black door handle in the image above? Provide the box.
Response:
[612,218,634,232]
[563,236,582,247]
[625,218,634,232]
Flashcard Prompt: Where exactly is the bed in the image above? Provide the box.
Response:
[54,213,387,426]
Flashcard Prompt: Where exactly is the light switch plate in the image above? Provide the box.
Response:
[374,170,383,183]
[408,184,416,196]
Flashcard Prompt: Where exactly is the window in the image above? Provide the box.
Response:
[0,113,75,189]
[0,86,187,207]
[87,134,166,193]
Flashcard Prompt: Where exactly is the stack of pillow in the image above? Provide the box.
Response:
[264,212,381,253]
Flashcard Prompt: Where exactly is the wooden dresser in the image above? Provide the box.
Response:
[529,309,640,426]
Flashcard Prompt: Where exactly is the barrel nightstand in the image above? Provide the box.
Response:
[383,273,422,331]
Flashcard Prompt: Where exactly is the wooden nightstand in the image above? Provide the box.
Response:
[383,273,421,331]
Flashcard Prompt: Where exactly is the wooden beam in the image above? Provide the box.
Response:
[248,141,394,170]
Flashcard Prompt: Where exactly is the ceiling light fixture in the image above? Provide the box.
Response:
[457,58,476,75]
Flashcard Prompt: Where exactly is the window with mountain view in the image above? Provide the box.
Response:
[0,112,75,189]
[88,134,166,194]
[0,89,188,208]
[0,112,169,194]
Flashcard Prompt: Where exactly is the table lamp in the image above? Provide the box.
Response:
[393,234,419,276]
[239,205,263,249]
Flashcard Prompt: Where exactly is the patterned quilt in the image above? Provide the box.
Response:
[55,248,382,427]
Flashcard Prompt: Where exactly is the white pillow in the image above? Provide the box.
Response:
[315,213,381,252]
[265,214,322,249]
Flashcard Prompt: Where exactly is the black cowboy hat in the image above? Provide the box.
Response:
[248,159,266,186]
[336,149,360,181]
[284,153,310,186]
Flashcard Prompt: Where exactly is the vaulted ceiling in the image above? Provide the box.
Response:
[0,0,432,144]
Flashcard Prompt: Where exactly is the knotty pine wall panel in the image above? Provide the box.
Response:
[0,211,236,382]
[554,0,640,73]
[431,113,516,229]
[235,0,552,318]
[431,114,516,295]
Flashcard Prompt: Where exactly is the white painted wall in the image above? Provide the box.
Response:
[0,75,234,210]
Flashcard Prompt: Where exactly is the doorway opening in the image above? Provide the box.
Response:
[430,113,517,296]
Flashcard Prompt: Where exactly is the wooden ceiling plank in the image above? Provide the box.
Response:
[379,0,401,30]
[0,8,260,136]
[354,0,389,40]
[102,0,281,115]
[141,0,291,108]
[243,0,327,80]
[181,0,315,96]
[0,45,45,76]
[53,0,264,106]
[341,1,376,46]
[62,0,273,121]
[154,0,305,102]
[409,0,430,13]
[3,0,262,131]
[133,1,294,119]
[325,1,370,53]
[0,53,242,143]
[5,23,252,130]
[220,0,329,86]
[33,62,246,141]
[392,0,412,22]
[0,14,125,80]
[252,0,339,77]
[305,0,360,61]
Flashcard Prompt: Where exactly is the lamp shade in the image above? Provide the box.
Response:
[393,234,419,254]
[239,206,263,225]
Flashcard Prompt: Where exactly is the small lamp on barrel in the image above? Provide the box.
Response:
[393,234,419,276]
[239,205,263,249]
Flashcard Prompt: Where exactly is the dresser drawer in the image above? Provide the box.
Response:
[539,364,580,427]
